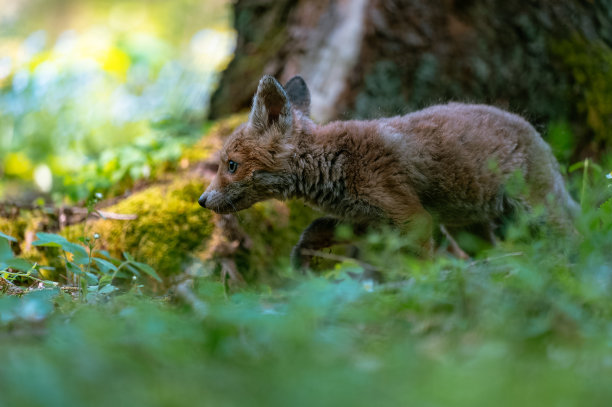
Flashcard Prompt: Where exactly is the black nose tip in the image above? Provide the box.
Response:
[198,193,207,208]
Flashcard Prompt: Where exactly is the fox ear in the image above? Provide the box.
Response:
[249,75,292,133]
[284,76,310,116]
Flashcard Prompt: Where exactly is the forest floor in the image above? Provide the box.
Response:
[2,176,612,406]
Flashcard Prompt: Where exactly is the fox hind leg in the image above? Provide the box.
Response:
[291,217,369,270]
[291,217,340,270]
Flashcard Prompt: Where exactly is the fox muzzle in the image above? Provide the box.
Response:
[198,192,209,208]
[198,189,231,213]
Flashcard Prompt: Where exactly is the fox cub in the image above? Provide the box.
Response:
[198,75,578,267]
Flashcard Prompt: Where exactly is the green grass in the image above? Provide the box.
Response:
[1,274,611,407]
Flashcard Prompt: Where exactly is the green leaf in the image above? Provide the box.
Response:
[125,263,140,276]
[95,250,114,259]
[98,274,114,287]
[3,258,35,272]
[0,231,17,242]
[0,239,14,263]
[84,272,98,285]
[599,197,612,217]
[64,242,89,258]
[33,233,88,258]
[98,284,117,294]
[72,253,91,266]
[93,258,118,273]
[569,159,602,174]
[123,252,135,262]
[130,261,161,282]
[568,161,584,173]
[32,232,67,248]
[66,261,83,275]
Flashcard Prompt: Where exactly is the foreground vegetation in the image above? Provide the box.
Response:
[1,166,611,406]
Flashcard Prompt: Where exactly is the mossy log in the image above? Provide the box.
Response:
[0,115,318,285]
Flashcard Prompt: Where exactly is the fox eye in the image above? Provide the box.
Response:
[228,160,238,174]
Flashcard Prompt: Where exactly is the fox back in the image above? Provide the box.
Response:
[199,75,578,260]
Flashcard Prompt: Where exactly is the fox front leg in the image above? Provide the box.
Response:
[291,217,340,270]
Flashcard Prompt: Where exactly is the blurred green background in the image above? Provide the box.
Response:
[0,0,234,203]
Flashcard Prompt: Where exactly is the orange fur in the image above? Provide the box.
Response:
[199,75,578,268]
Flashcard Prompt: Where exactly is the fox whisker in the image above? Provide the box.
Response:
[225,197,242,222]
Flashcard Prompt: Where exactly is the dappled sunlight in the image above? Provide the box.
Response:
[0,0,234,202]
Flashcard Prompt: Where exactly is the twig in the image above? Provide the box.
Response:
[220,258,246,287]
[303,248,524,274]
[0,276,81,296]
[299,248,380,272]
[439,225,470,260]
[0,201,137,222]
[174,279,208,318]
[95,210,138,220]
[468,252,524,267]
[1,270,48,285]
[58,286,80,292]
[0,276,23,295]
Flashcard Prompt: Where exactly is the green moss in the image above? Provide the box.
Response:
[180,113,247,163]
[0,216,28,244]
[553,35,612,147]
[232,199,318,281]
[0,212,47,259]
[64,178,214,276]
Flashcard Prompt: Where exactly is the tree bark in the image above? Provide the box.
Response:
[210,0,612,158]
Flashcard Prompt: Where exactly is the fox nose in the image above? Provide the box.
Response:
[198,192,208,208]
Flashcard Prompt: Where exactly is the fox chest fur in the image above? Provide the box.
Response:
[199,75,577,262]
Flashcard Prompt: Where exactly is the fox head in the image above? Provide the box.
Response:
[198,75,312,213]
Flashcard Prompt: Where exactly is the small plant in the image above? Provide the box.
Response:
[1,231,160,300]
[0,231,56,291]
[601,170,612,216]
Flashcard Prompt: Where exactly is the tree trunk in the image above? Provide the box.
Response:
[210,0,612,159]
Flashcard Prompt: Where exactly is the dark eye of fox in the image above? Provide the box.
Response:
[228,160,238,174]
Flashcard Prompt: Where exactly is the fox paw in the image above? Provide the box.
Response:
[290,245,312,271]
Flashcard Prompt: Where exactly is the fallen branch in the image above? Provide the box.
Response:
[468,252,524,267]
[0,201,137,227]
[0,276,81,296]
[299,248,379,272]
[93,210,138,220]
[0,276,23,295]
[174,279,208,318]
